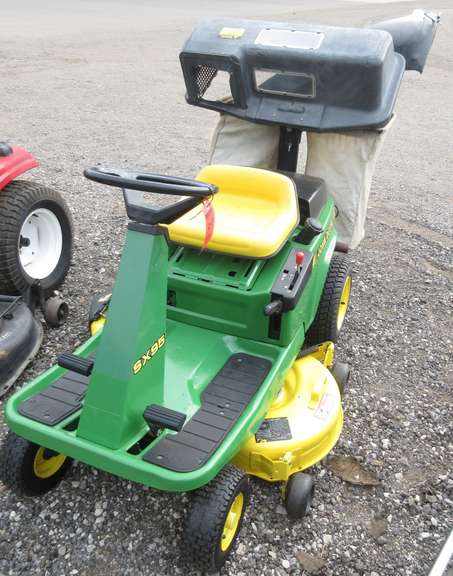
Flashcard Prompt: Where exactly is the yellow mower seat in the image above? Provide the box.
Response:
[165,165,299,258]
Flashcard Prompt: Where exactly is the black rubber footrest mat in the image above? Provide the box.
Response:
[18,369,90,426]
[143,353,272,472]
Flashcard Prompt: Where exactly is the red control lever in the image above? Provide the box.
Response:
[295,251,305,267]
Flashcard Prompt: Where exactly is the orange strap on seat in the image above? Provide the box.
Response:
[202,198,215,250]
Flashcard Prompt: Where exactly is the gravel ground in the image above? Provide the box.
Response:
[0,1,452,575]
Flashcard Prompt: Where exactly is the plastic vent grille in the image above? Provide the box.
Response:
[194,65,218,99]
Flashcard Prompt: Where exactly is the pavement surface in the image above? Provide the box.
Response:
[0,1,452,575]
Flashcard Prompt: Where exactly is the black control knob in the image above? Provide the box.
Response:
[296,217,324,245]
[264,300,283,316]
[0,142,13,157]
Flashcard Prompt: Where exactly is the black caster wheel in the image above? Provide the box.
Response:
[183,465,249,573]
[284,472,315,519]
[331,361,350,396]
[0,430,72,496]
[43,296,68,327]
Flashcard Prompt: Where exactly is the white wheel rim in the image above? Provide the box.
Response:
[19,208,63,280]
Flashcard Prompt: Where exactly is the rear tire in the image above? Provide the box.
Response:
[305,253,351,345]
[183,465,249,573]
[0,180,72,295]
[0,430,72,496]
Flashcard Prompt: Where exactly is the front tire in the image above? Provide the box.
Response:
[0,180,73,295]
[0,431,72,496]
[183,465,249,573]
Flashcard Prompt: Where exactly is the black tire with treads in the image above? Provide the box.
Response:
[0,430,72,496]
[305,253,351,345]
[183,465,249,573]
[0,180,73,295]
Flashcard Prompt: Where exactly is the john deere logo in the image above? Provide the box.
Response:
[313,218,333,265]
[133,335,166,375]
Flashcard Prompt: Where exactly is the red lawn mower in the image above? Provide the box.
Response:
[0,143,73,397]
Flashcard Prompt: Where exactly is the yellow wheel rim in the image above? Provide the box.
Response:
[336,275,351,331]
[90,315,106,336]
[33,447,67,479]
[220,492,244,552]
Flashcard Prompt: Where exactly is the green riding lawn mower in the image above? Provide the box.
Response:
[0,11,439,574]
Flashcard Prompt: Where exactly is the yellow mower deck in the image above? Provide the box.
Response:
[233,344,342,482]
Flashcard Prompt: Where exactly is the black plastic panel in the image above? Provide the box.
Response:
[143,353,272,472]
[279,172,327,221]
[0,297,42,397]
[270,249,313,312]
[255,417,292,442]
[180,18,406,131]
[18,369,89,426]
[371,11,439,73]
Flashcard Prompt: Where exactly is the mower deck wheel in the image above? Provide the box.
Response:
[331,361,350,396]
[284,472,315,519]
[43,296,69,328]
[0,430,72,496]
[183,465,249,573]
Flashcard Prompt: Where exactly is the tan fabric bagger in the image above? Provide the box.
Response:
[209,114,393,249]
[305,120,393,249]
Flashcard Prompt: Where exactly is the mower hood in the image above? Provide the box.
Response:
[0,297,43,397]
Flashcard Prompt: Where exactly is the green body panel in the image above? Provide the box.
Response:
[167,199,336,346]
[5,193,337,492]
[5,320,301,491]
[77,229,168,449]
